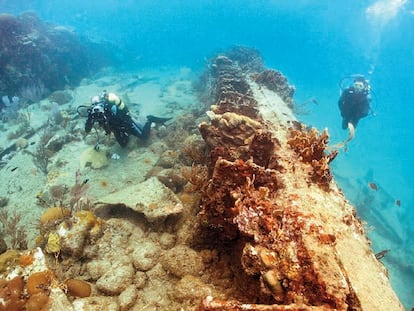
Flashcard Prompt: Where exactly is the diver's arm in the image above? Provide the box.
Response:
[338,92,346,116]
[85,115,94,133]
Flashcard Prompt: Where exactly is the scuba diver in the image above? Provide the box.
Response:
[83,91,171,147]
[329,75,373,150]
[338,75,371,130]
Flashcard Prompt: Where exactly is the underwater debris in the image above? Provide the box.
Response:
[0,48,403,310]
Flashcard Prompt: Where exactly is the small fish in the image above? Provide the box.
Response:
[395,199,401,207]
[375,249,390,260]
[368,182,378,191]
[82,179,89,185]
[10,167,18,172]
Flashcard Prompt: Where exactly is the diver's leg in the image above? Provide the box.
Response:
[147,115,172,125]
[138,115,172,140]
[342,119,348,130]
[140,121,152,140]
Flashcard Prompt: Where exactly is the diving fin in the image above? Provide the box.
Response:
[147,115,172,125]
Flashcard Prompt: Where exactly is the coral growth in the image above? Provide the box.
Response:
[0,209,28,250]
[0,276,26,310]
[180,135,208,165]
[0,248,83,311]
[0,250,20,272]
[0,12,113,99]
[65,278,92,298]
[200,158,282,240]
[36,171,102,260]
[24,129,55,175]
[287,125,338,191]
[40,209,103,258]
[198,52,347,306]
[80,147,109,169]
[181,164,208,193]
[27,270,53,295]
[40,207,71,226]
[252,69,296,104]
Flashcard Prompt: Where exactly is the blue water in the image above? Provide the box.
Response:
[2,0,413,308]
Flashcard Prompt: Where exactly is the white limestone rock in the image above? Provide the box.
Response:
[96,263,134,295]
[72,296,119,311]
[97,177,183,224]
[131,240,161,271]
[160,245,204,278]
[119,284,138,311]
[86,259,112,281]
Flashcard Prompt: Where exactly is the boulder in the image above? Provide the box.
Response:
[96,177,183,224]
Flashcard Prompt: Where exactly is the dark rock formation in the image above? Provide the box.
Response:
[0,12,113,103]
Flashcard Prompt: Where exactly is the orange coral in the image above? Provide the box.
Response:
[200,158,282,240]
[40,207,71,225]
[25,293,49,311]
[65,279,91,298]
[19,253,34,267]
[287,126,338,191]
[0,276,27,311]
[27,270,54,295]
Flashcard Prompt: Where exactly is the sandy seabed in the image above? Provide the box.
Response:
[0,67,196,243]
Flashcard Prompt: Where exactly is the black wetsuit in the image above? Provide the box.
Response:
[338,87,370,129]
[85,97,171,147]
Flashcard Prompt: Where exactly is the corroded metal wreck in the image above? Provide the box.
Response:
[196,47,403,310]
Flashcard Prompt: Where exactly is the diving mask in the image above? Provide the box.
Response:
[89,103,106,120]
[353,81,365,93]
